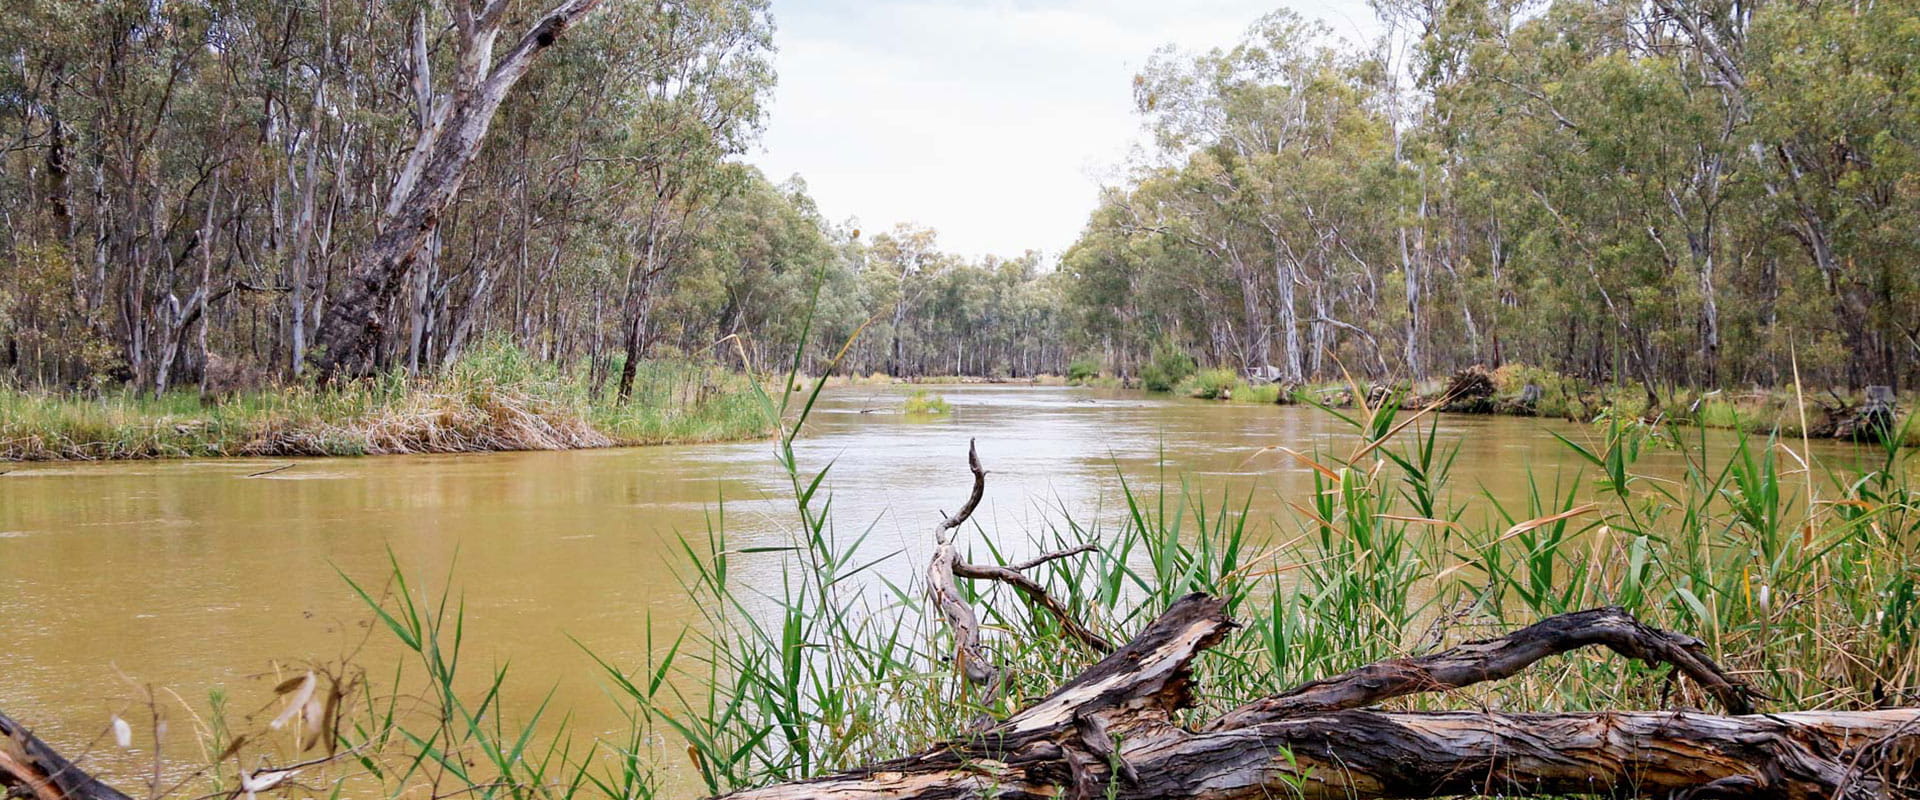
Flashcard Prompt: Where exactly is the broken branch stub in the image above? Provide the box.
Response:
[0,711,133,800]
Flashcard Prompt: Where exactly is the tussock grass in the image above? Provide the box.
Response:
[0,342,771,461]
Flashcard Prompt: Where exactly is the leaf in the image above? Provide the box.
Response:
[1492,503,1600,545]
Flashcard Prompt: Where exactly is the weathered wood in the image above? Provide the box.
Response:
[926,439,999,697]
[1207,605,1754,730]
[5,597,1916,800]
[951,549,1113,654]
[0,711,132,800]
[720,595,1920,800]
[925,441,1110,717]
[723,708,1920,800]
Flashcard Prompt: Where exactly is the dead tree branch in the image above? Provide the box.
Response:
[925,441,1110,717]
[0,711,133,800]
[722,594,1920,800]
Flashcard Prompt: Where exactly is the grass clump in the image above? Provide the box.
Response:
[1177,367,1283,403]
[902,389,951,415]
[0,341,772,461]
[1182,367,1240,399]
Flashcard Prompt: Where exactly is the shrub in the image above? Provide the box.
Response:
[1140,346,1197,393]
[903,389,951,415]
[1238,383,1281,404]
[1492,363,1587,419]
[1184,367,1241,399]
[1066,355,1102,384]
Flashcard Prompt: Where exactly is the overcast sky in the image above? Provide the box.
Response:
[749,0,1381,260]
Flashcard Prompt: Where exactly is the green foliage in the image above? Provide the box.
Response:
[1066,355,1102,383]
[902,389,951,416]
[1139,345,1197,393]
[0,343,771,460]
[322,383,1919,797]
[1180,367,1246,400]
[1059,0,1920,393]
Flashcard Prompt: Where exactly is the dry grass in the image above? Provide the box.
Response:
[0,344,768,461]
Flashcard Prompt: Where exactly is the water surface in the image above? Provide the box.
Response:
[0,384,1883,788]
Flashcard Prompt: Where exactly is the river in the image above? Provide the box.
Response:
[0,384,1888,792]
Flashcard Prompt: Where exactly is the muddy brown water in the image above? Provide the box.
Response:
[0,384,1890,792]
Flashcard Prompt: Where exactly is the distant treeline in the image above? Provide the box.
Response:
[1066,0,1920,394]
[3,0,1916,398]
[0,0,1072,393]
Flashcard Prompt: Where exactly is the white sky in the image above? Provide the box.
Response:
[750,0,1382,260]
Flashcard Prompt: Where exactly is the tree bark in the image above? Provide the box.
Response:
[3,603,1915,800]
[720,596,1919,800]
[0,711,133,800]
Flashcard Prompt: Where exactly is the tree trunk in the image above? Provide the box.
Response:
[308,0,601,380]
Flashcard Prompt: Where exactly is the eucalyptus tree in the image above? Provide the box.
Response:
[1063,0,1919,392]
[308,0,605,380]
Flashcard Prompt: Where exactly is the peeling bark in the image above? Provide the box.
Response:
[926,441,1111,716]
[0,711,132,800]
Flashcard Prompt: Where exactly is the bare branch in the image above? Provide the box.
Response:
[1209,605,1756,730]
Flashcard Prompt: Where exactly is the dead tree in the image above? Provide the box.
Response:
[7,449,1918,800]
[722,448,1920,800]
[308,0,601,380]
[720,595,1920,800]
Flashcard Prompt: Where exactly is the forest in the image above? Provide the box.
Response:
[5,4,1920,799]
[1,0,1917,402]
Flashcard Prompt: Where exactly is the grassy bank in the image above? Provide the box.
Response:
[0,343,772,461]
[1086,359,1920,447]
[59,379,1915,800]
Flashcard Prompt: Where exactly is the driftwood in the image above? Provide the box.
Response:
[7,602,1913,800]
[724,594,1920,799]
[0,711,133,800]
[705,449,1920,799]
[1833,385,1901,442]
[7,450,1919,800]
[926,441,1110,717]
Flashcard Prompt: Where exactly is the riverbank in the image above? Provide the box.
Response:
[0,345,772,461]
[1130,362,1919,447]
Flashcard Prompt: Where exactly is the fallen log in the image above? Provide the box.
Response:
[750,445,1920,800]
[0,711,131,800]
[720,594,1920,800]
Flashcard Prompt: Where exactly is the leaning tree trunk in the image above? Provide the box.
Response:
[308,0,601,381]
